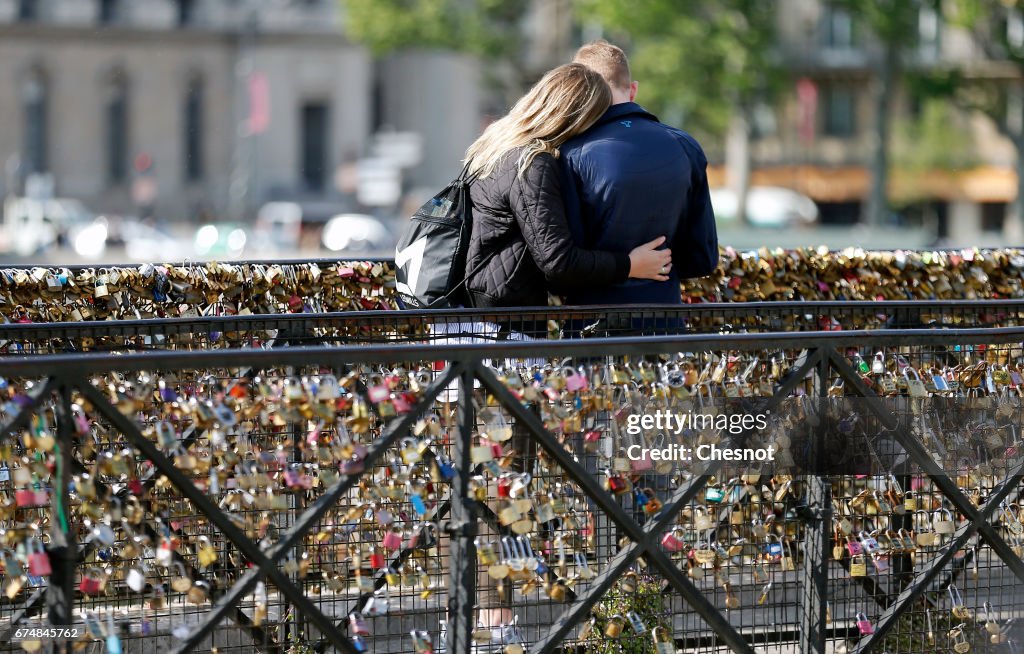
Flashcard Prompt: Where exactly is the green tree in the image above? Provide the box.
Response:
[340,0,539,106]
[834,0,941,227]
[574,0,781,224]
[945,0,1024,241]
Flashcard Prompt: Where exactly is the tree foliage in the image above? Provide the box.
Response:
[340,0,528,60]
[573,0,780,138]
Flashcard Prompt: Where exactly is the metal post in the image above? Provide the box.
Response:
[46,384,75,641]
[446,364,478,654]
[799,355,830,654]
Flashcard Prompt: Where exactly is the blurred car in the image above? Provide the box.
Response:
[121,220,193,263]
[195,223,247,259]
[249,202,303,256]
[710,186,819,227]
[321,213,392,253]
[3,196,102,257]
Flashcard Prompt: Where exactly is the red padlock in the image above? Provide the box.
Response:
[14,489,37,509]
[661,529,686,553]
[79,569,104,595]
[391,393,414,414]
[369,547,386,569]
[496,475,512,499]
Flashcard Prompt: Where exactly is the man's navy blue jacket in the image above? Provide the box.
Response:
[558,102,718,305]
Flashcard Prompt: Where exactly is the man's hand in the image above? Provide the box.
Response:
[628,236,672,281]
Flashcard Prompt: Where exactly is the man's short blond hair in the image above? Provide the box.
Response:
[573,39,631,92]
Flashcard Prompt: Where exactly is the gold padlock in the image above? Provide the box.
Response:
[849,554,867,577]
[604,615,625,639]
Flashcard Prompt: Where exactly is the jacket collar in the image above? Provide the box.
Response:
[594,102,659,127]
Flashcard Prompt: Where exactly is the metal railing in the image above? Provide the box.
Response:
[0,323,1022,654]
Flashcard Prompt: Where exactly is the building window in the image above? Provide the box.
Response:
[821,3,857,49]
[823,86,855,137]
[17,0,37,21]
[175,0,196,27]
[22,73,48,174]
[301,102,329,192]
[981,202,1007,233]
[183,79,204,182]
[105,75,129,184]
[98,0,119,24]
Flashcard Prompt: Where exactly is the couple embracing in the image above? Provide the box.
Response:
[461,40,718,311]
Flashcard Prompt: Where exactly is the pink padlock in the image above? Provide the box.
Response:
[661,529,686,553]
[382,528,403,551]
[856,612,873,635]
[350,612,370,637]
[564,368,588,392]
[367,385,390,404]
[27,540,51,576]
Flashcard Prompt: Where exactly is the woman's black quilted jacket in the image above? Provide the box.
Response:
[464,149,631,308]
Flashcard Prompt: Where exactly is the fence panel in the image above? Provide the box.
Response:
[0,323,1021,654]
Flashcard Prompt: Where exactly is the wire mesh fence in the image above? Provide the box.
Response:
[0,307,1021,654]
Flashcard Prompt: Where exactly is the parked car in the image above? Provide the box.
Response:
[2,197,101,257]
[710,186,819,227]
[321,214,392,253]
[195,223,247,259]
[121,220,193,263]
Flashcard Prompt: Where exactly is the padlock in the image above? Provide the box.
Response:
[934,508,956,535]
[27,539,51,577]
[661,528,687,553]
[849,554,867,577]
[363,589,390,617]
[546,577,569,602]
[705,484,725,503]
[949,625,971,653]
[187,580,210,604]
[349,612,370,637]
[410,629,435,654]
[383,527,403,551]
[652,626,675,654]
[125,562,147,592]
[79,568,106,595]
[858,530,880,554]
[604,615,625,639]
[856,612,873,635]
[604,470,631,495]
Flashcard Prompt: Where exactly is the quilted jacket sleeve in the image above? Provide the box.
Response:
[510,153,631,288]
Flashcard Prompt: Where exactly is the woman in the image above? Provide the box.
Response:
[462,62,671,308]
[437,64,673,653]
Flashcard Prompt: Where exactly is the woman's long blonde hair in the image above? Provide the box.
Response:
[464,63,611,179]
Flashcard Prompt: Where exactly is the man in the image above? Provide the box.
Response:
[559,39,718,305]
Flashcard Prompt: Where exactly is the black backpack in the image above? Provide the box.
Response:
[395,167,479,308]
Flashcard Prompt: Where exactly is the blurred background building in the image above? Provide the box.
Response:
[1,0,1023,261]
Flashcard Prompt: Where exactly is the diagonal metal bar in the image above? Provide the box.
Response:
[852,462,1024,654]
[826,348,1024,585]
[73,375,362,654]
[0,377,55,436]
[157,363,460,653]
[474,364,756,654]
